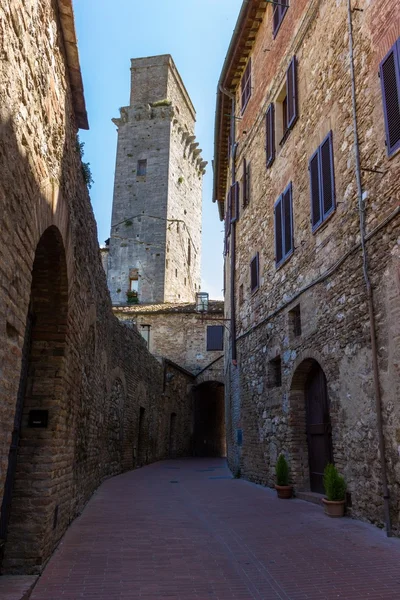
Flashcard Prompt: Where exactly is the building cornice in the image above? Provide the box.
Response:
[57,0,89,130]
[212,0,267,218]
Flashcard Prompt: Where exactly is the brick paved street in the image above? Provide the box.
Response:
[28,458,400,600]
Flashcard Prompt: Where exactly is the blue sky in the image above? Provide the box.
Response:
[73,0,242,300]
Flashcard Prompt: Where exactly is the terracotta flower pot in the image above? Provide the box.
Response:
[322,498,345,517]
[275,485,293,499]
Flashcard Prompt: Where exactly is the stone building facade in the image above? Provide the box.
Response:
[0,1,195,575]
[106,55,205,305]
[214,0,400,533]
[114,301,225,376]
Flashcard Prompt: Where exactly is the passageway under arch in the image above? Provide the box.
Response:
[193,381,226,457]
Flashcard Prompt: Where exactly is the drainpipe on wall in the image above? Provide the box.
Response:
[219,86,238,364]
[347,0,392,537]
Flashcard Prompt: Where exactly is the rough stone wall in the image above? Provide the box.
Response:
[108,55,203,305]
[222,0,400,531]
[0,1,192,574]
[115,306,224,376]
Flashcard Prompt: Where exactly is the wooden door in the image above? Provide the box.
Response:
[305,363,333,493]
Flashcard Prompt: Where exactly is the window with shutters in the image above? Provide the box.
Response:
[242,159,251,207]
[266,104,275,167]
[274,57,297,147]
[273,0,288,38]
[250,253,259,293]
[379,38,400,157]
[224,190,231,255]
[241,58,252,114]
[274,182,294,268]
[309,131,335,232]
[230,182,240,223]
[207,326,224,351]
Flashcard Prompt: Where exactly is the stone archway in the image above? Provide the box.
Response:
[0,226,69,574]
[289,357,333,493]
[193,381,226,457]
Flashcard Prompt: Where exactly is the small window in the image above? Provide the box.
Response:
[187,240,191,266]
[137,159,147,176]
[230,182,240,223]
[140,325,150,349]
[130,276,139,292]
[268,356,282,388]
[239,283,244,305]
[275,183,294,268]
[207,325,224,351]
[241,58,252,114]
[250,253,259,293]
[242,159,251,207]
[309,131,335,231]
[273,0,288,38]
[379,38,400,156]
[289,305,301,338]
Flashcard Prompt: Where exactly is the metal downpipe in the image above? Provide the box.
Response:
[347,0,391,536]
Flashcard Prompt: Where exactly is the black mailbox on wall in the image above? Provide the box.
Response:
[28,410,49,428]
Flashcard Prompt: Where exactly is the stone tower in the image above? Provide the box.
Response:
[107,55,206,305]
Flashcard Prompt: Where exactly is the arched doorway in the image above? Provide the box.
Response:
[0,226,69,574]
[289,358,333,493]
[193,381,226,457]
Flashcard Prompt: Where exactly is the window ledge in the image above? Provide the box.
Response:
[275,248,294,271]
[312,207,336,235]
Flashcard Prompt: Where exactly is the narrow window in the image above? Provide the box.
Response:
[250,253,259,293]
[241,58,252,114]
[129,276,139,292]
[309,131,335,231]
[239,283,244,305]
[273,0,288,38]
[266,104,275,167]
[289,305,302,338]
[275,57,297,146]
[207,325,224,351]
[224,191,231,255]
[274,183,293,268]
[242,160,251,207]
[230,182,240,223]
[379,38,400,156]
[137,159,147,176]
[140,325,150,349]
[268,356,282,388]
[187,240,191,266]
[175,268,178,277]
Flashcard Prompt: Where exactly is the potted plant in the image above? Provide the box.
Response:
[322,463,346,517]
[126,290,139,304]
[275,454,293,499]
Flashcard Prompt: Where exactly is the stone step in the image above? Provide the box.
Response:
[296,490,324,505]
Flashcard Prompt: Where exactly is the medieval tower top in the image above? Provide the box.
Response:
[107,55,206,305]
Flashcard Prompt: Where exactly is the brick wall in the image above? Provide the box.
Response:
[0,1,192,574]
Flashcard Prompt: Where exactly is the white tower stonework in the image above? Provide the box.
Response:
[107,55,206,305]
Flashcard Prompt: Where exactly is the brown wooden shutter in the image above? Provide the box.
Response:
[275,196,283,265]
[286,56,298,129]
[250,253,259,292]
[207,326,224,351]
[380,43,400,155]
[320,132,335,217]
[309,152,321,230]
[242,158,248,207]
[266,103,275,167]
[283,183,293,256]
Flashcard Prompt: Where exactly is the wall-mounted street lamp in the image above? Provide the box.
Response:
[195,292,209,313]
